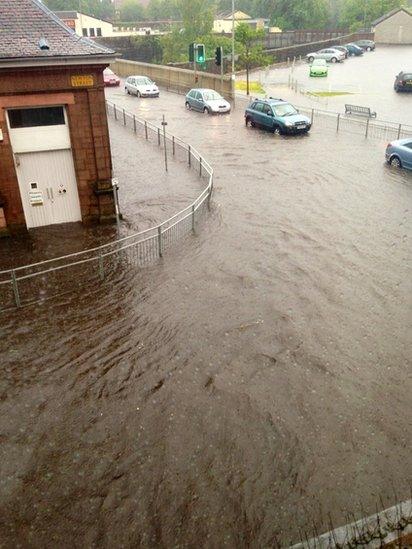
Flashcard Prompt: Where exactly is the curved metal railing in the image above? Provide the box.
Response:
[0,101,213,310]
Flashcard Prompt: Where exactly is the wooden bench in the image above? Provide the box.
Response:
[345,104,377,118]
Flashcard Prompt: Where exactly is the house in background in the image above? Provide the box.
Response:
[213,10,269,33]
[372,7,412,44]
[0,0,117,235]
[54,11,114,38]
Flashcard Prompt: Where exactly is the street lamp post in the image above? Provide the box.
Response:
[231,0,235,106]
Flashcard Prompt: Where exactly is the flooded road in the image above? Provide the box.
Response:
[0,82,411,546]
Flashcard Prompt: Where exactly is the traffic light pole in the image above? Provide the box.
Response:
[193,44,198,84]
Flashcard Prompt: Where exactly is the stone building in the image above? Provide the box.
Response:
[0,0,116,235]
[372,7,412,44]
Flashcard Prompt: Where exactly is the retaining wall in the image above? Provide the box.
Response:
[111,59,235,98]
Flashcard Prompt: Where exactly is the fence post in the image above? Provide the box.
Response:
[336,113,340,132]
[157,127,161,146]
[188,145,191,167]
[114,104,117,120]
[133,114,136,133]
[191,204,195,232]
[123,109,126,126]
[199,157,202,177]
[157,226,163,257]
[172,135,175,156]
[144,121,148,140]
[208,177,213,210]
[365,117,370,138]
[98,254,104,281]
[11,270,21,308]
[397,123,402,139]
[311,108,314,125]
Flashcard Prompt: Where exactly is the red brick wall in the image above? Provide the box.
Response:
[0,64,115,232]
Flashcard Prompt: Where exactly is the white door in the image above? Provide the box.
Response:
[15,149,82,229]
[7,105,82,229]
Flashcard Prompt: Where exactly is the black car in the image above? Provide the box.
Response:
[355,40,375,51]
[394,71,412,92]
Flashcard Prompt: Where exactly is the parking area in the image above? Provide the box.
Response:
[251,45,412,124]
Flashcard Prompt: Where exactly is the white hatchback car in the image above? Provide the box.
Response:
[125,76,159,97]
[306,48,345,63]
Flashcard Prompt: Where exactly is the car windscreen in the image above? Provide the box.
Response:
[203,91,222,101]
[104,68,114,75]
[402,74,412,80]
[136,77,153,85]
[273,103,297,116]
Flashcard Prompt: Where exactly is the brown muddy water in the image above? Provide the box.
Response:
[0,88,411,547]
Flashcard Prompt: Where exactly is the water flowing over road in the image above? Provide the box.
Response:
[0,84,411,546]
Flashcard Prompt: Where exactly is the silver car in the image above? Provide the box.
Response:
[125,75,159,97]
[185,88,231,114]
[306,48,345,63]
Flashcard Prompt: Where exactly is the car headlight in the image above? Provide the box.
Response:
[284,120,294,126]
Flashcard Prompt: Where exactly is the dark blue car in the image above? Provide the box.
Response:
[386,138,412,171]
[344,43,364,56]
[245,98,311,135]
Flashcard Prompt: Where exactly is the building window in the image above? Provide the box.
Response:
[89,28,95,37]
[8,107,65,128]
[82,28,88,36]
[96,27,102,36]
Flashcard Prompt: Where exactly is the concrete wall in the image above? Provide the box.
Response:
[111,59,235,98]
[374,10,412,44]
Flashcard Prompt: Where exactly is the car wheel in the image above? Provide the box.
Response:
[136,91,141,98]
[126,87,130,94]
[273,126,282,135]
[185,101,191,110]
[394,87,399,93]
[366,46,371,51]
[390,156,402,169]
[308,56,314,63]
[331,57,337,63]
[203,107,210,114]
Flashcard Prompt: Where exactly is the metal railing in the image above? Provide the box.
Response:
[0,101,213,311]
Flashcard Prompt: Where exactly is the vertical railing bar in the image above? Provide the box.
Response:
[98,254,104,281]
[188,145,191,166]
[157,226,163,257]
[133,114,136,133]
[11,270,21,308]
[336,113,340,132]
[123,109,126,125]
[145,121,148,140]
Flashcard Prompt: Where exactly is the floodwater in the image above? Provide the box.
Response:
[251,45,412,125]
[0,76,411,546]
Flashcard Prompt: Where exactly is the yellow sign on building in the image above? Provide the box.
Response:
[70,75,94,87]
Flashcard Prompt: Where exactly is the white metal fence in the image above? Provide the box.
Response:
[0,101,213,311]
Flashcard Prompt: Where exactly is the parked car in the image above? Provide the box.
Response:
[103,68,120,87]
[386,138,412,170]
[344,43,364,56]
[185,88,231,114]
[245,98,311,134]
[355,39,375,51]
[306,48,345,63]
[309,58,328,77]
[330,45,349,58]
[394,71,412,92]
[125,76,159,97]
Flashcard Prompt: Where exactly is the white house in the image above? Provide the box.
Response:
[213,10,269,34]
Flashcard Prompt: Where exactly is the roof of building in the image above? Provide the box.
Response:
[54,10,78,19]
[372,6,412,26]
[0,0,115,64]
[54,10,114,26]
[215,10,251,20]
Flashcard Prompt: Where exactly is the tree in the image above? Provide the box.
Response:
[339,0,405,30]
[119,0,146,22]
[44,0,115,21]
[235,22,271,95]
[177,0,214,41]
